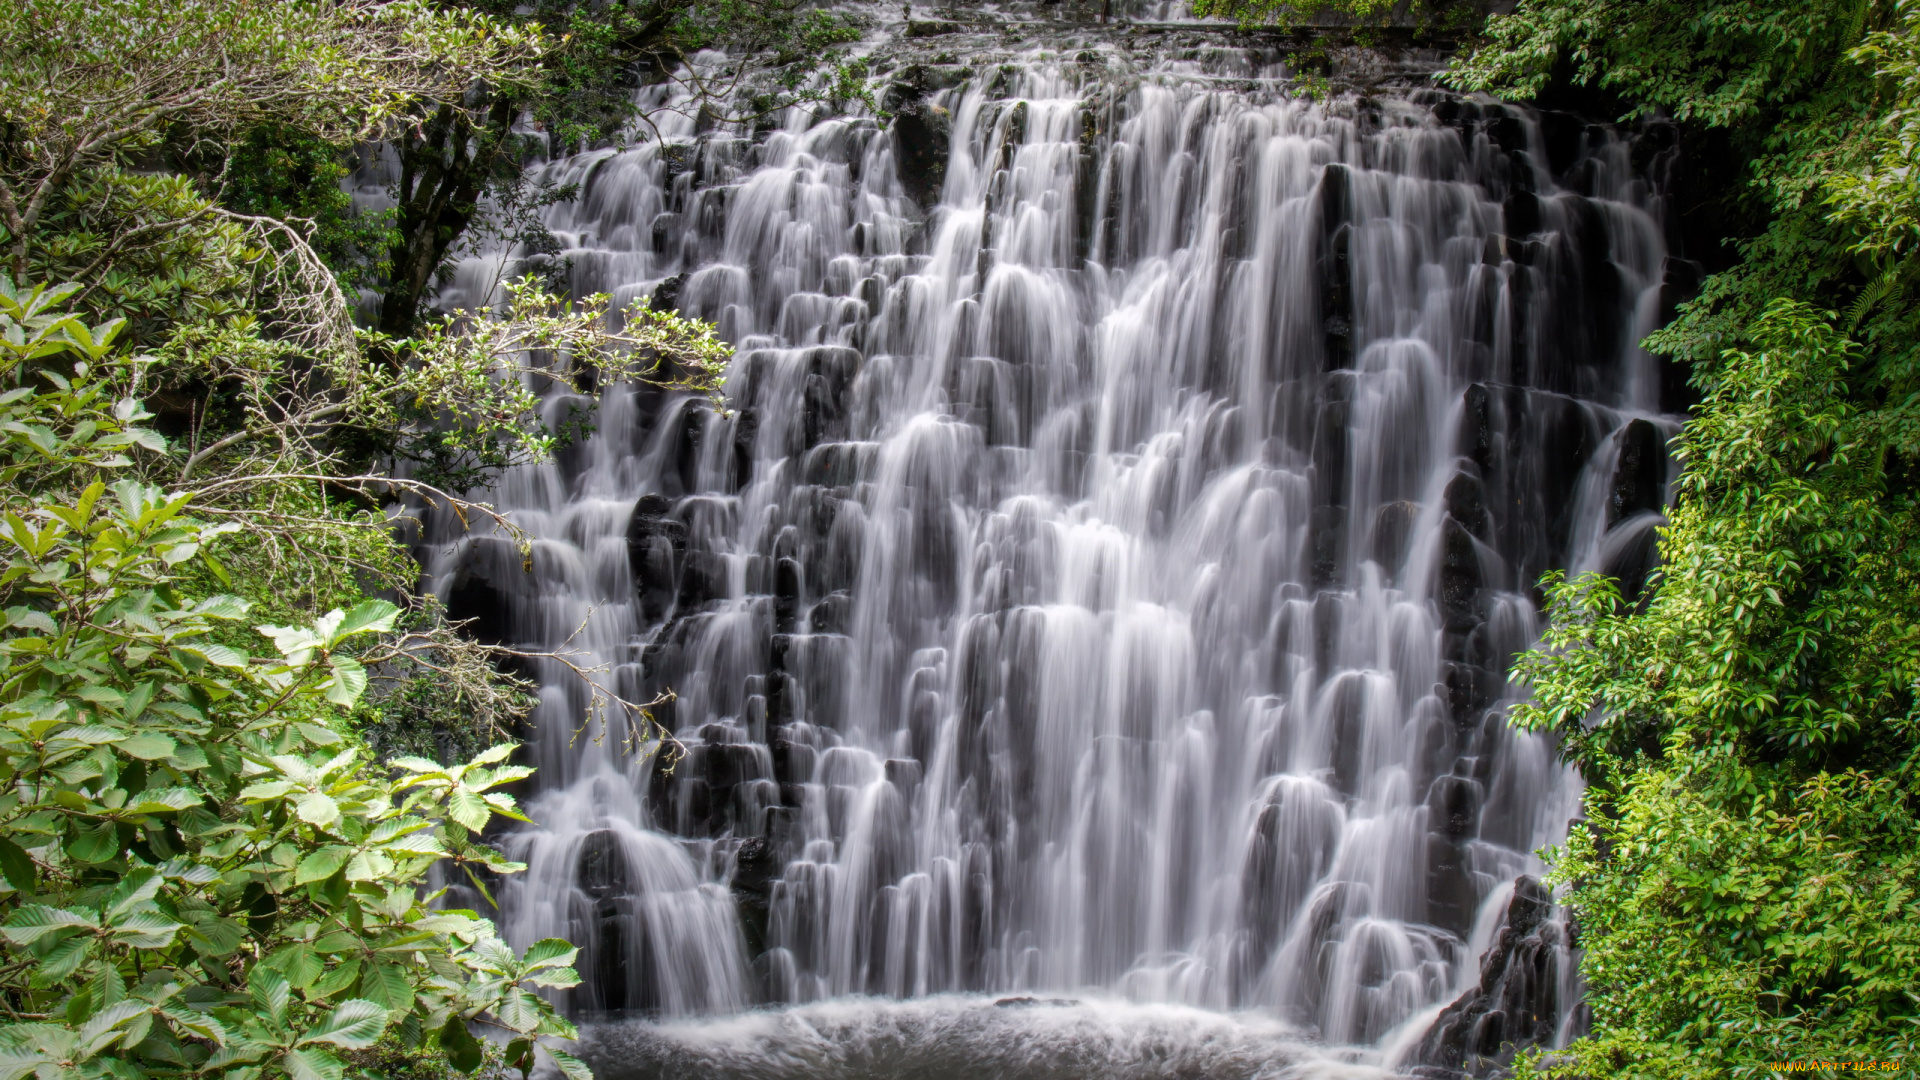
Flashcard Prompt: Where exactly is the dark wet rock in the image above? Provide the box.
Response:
[1438,518,1482,634]
[676,549,730,611]
[1371,500,1420,570]
[444,537,535,646]
[808,591,852,635]
[905,18,965,37]
[627,493,686,624]
[1312,374,1353,509]
[884,78,953,207]
[1608,418,1665,524]
[730,407,759,490]
[1417,876,1564,1075]
[1426,774,1483,839]
[1457,382,1498,475]
[1445,470,1489,539]
[651,274,686,317]
[1502,190,1541,238]
[992,996,1079,1008]
[1318,163,1355,369]
[774,556,802,633]
[885,758,923,804]
[1310,504,1347,588]
[732,837,780,960]
[577,830,630,899]
[803,346,862,449]
[1442,661,1496,719]
[1424,833,1478,935]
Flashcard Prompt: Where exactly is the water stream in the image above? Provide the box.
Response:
[406,23,1679,1078]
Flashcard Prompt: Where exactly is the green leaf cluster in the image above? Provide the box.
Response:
[0,284,594,1080]
[1445,0,1920,1072]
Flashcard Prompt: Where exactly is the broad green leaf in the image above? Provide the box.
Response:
[493,991,546,1034]
[117,732,176,760]
[295,845,352,884]
[469,744,518,766]
[324,656,368,707]
[103,869,163,917]
[113,911,185,948]
[297,999,389,1050]
[295,723,344,747]
[327,600,400,643]
[0,836,37,890]
[438,1016,483,1074]
[448,789,491,832]
[548,1048,595,1080]
[257,624,324,665]
[295,791,341,828]
[357,962,414,1014]
[521,938,578,969]
[66,821,119,863]
[284,1046,347,1080]
[250,969,292,1028]
[2,904,97,945]
[126,787,203,813]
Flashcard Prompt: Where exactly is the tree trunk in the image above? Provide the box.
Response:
[376,99,514,340]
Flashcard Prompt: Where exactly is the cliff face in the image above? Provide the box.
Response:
[409,6,1696,1071]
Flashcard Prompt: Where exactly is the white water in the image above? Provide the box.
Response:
[411,33,1676,1075]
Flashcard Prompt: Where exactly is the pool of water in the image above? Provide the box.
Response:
[576,995,1411,1080]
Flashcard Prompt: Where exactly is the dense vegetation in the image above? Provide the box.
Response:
[0,2,765,1079]
[1460,1,1920,1073]
[1199,0,1920,1071]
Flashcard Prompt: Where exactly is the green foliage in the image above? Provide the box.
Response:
[220,133,398,297]
[1445,0,1871,125]
[1451,0,1920,1072]
[1515,307,1920,1074]
[0,0,543,284]
[0,281,596,1080]
[372,0,868,340]
[0,7,740,1079]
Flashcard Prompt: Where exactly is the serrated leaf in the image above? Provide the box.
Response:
[183,643,247,669]
[547,1048,595,1080]
[295,845,352,884]
[127,787,202,813]
[447,789,490,832]
[521,938,578,969]
[357,962,414,1014]
[295,723,344,747]
[257,624,324,665]
[36,935,93,982]
[284,1045,346,1080]
[324,657,368,707]
[104,870,163,917]
[238,780,296,801]
[0,836,37,891]
[438,1016,482,1074]
[113,911,185,948]
[117,732,176,760]
[298,999,389,1050]
[527,966,581,989]
[295,791,341,828]
[250,969,291,1027]
[493,991,546,1034]
[3,904,96,944]
[66,821,119,863]
[327,600,400,643]
[468,744,517,766]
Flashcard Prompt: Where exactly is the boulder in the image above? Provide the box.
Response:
[1416,875,1566,1075]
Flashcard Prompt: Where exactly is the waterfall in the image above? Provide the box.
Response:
[410,27,1679,1077]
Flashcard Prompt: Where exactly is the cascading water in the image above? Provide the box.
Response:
[409,20,1682,1079]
